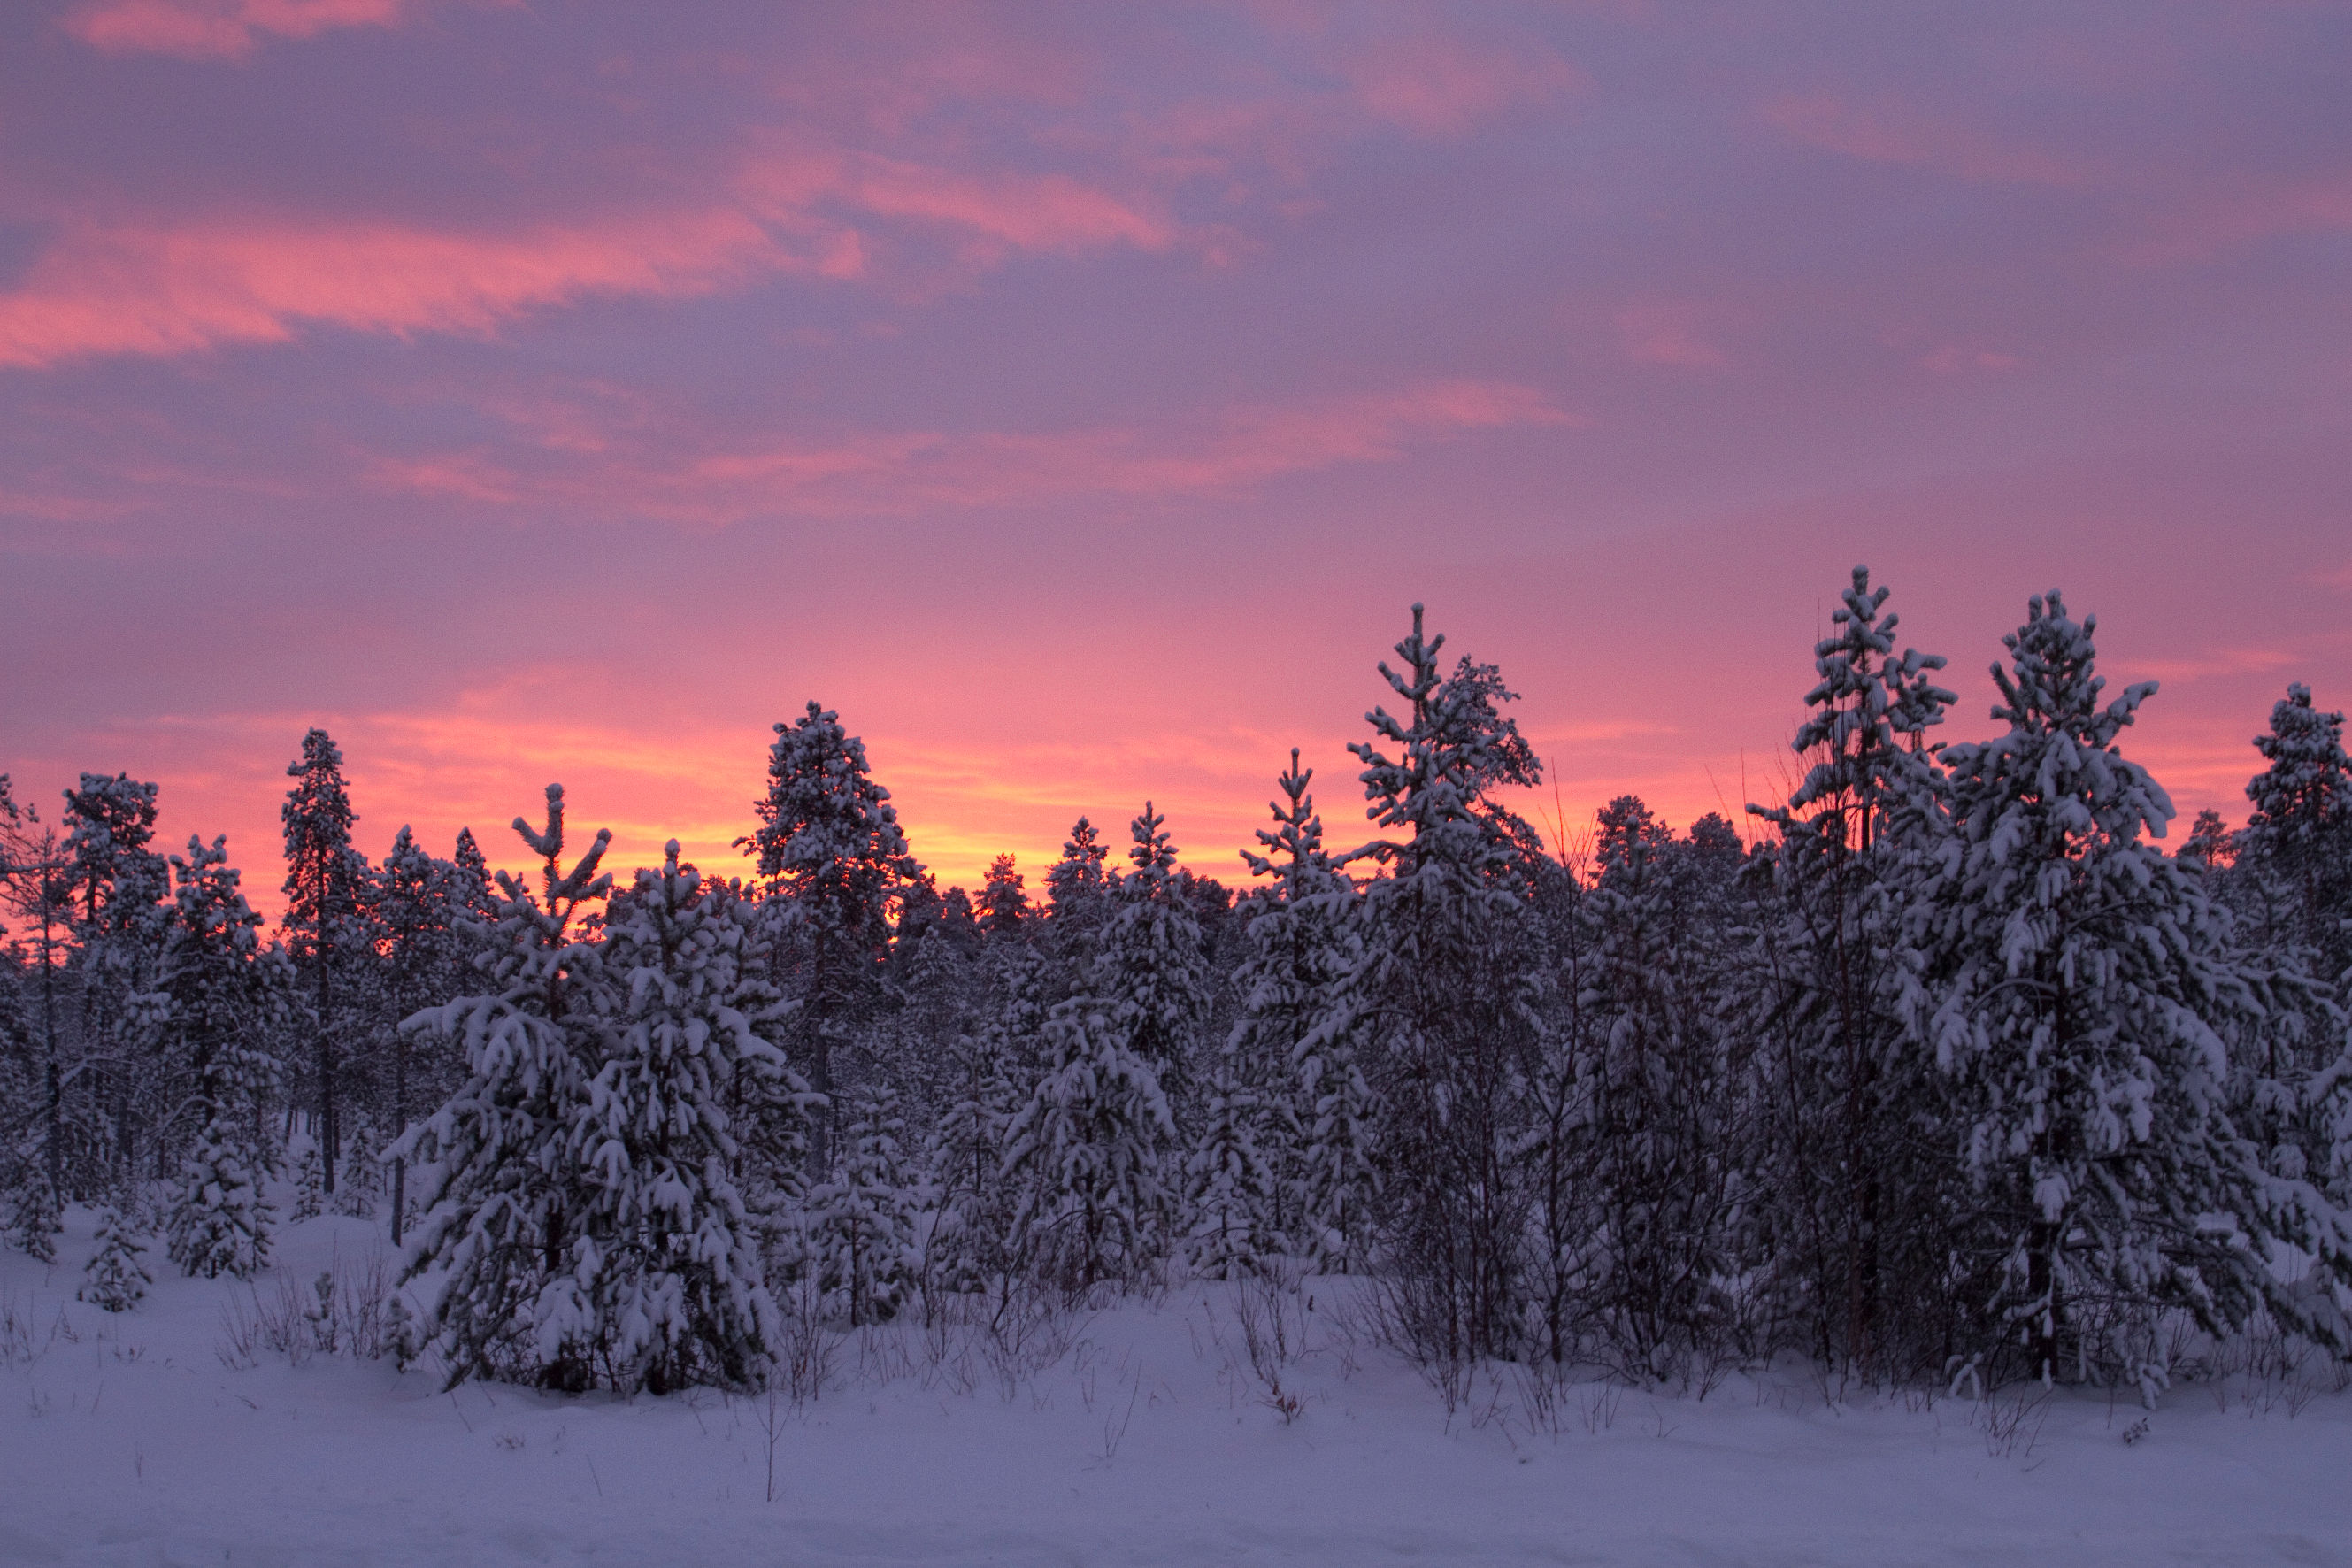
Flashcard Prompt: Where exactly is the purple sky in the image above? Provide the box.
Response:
[4,0,2348,911]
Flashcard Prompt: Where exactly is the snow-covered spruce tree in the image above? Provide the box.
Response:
[1042,817,1114,956]
[80,1205,152,1311]
[60,772,170,1195]
[334,1115,381,1219]
[979,853,1030,938]
[396,785,613,1391]
[2222,688,2352,1218]
[926,942,1054,1293]
[883,910,977,1119]
[808,1086,918,1325]
[291,1136,326,1220]
[369,826,473,1243]
[1905,593,2352,1388]
[2240,684,2352,980]
[1572,798,1756,1380]
[1744,565,1959,1377]
[1349,606,1549,1364]
[564,842,784,1392]
[1095,803,1211,1117]
[745,702,923,1174]
[157,835,283,1280]
[1180,1067,1282,1280]
[0,779,71,1259]
[1005,986,1176,1295]
[925,1019,1026,1294]
[282,727,365,1191]
[1231,750,1370,1273]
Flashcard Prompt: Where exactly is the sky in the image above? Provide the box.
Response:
[3,0,2348,916]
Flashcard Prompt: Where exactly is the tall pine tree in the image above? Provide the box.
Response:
[397,785,613,1390]
[1349,606,1548,1362]
[565,842,783,1391]
[1906,594,2352,1388]
[746,703,922,1172]
[157,836,281,1280]
[283,728,363,1190]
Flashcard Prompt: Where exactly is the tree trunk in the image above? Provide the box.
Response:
[316,949,338,1193]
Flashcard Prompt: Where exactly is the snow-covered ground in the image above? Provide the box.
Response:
[5,1206,2349,1567]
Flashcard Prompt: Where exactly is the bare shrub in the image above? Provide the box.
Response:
[212,1251,399,1370]
[768,1270,840,1407]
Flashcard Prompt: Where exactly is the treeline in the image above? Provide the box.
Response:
[3,569,2349,1400]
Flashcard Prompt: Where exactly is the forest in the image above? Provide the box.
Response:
[4,566,2349,1405]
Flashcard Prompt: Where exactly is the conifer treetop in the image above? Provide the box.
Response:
[2247,682,2350,842]
[1351,603,1541,880]
[1946,589,2171,847]
[1779,565,1955,825]
[746,701,919,889]
[282,727,361,922]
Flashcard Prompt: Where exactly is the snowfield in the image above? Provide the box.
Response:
[4,1207,2349,1568]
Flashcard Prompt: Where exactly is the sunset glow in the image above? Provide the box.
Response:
[4,2,2348,915]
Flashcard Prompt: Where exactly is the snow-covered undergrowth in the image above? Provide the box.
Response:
[5,1208,2349,1567]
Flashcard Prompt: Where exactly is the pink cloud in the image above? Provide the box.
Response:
[847,156,1173,256]
[364,380,1578,523]
[2122,170,2352,263]
[1762,92,2090,187]
[0,209,796,369]
[62,0,411,60]
[1342,36,1585,136]
[0,137,1184,370]
[1617,299,1727,368]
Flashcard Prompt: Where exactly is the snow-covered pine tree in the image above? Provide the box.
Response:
[1232,750,1369,1273]
[334,1116,381,1218]
[396,785,613,1390]
[1095,804,1211,1115]
[1004,987,1176,1295]
[1180,1067,1282,1280]
[979,853,1030,938]
[60,773,170,1196]
[369,826,471,1242]
[1042,818,1112,953]
[1574,796,1754,1380]
[1905,593,2352,1388]
[2224,688,2352,1218]
[79,1205,151,1311]
[282,728,364,1191]
[450,826,498,923]
[0,780,71,1260]
[2241,684,2352,980]
[157,835,282,1280]
[885,909,976,1118]
[808,1086,918,1324]
[1744,565,1957,1376]
[924,1021,1025,1294]
[745,703,923,1174]
[1348,605,1549,1363]
[291,1135,326,1220]
[565,842,784,1391]
[926,942,1055,1293]
[2181,809,2236,871]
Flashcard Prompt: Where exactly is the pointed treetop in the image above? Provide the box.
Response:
[1046,816,1111,912]
[2248,681,2350,837]
[745,701,919,887]
[1241,749,1338,897]
[513,781,566,860]
[980,852,1029,934]
[1941,589,2173,844]
[1128,802,1178,884]
[511,781,613,909]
